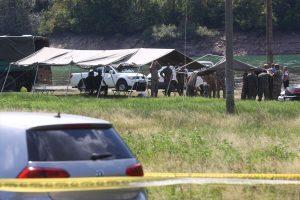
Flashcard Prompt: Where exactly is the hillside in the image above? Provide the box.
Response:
[1,0,300,58]
[49,31,300,57]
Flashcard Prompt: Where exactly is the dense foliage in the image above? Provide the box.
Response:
[0,0,299,38]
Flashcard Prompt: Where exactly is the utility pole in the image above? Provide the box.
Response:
[225,0,235,114]
[266,0,273,66]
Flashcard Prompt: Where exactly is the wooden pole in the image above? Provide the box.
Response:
[225,0,235,114]
[266,0,273,66]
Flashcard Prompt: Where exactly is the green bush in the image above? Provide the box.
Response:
[152,24,180,41]
[195,26,219,38]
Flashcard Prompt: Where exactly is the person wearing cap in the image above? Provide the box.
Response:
[282,66,290,89]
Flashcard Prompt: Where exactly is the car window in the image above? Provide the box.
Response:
[26,128,133,161]
[95,67,103,72]
[104,66,111,73]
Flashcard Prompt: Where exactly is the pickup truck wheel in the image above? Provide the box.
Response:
[116,79,128,91]
[0,76,17,92]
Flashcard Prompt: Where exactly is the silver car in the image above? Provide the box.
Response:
[0,112,147,200]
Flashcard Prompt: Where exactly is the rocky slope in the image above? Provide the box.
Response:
[49,31,300,57]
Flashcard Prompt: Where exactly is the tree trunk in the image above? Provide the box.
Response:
[225,0,235,114]
[266,0,273,66]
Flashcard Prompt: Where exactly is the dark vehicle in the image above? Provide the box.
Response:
[0,35,49,92]
[278,84,300,101]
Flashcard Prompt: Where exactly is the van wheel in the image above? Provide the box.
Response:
[116,79,128,91]
[0,76,17,92]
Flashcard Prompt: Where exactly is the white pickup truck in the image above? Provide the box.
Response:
[70,66,147,91]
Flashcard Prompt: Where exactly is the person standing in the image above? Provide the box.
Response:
[265,64,274,99]
[257,70,270,101]
[216,69,226,98]
[272,64,283,100]
[160,64,173,96]
[283,66,290,89]
[176,64,187,96]
[245,69,258,100]
[186,71,198,96]
[149,61,159,97]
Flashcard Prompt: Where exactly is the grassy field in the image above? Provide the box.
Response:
[0,93,299,199]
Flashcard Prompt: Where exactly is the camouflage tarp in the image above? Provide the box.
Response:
[0,36,35,62]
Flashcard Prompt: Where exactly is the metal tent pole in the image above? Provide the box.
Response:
[66,64,73,95]
[32,64,39,94]
[0,64,12,93]
[80,67,86,94]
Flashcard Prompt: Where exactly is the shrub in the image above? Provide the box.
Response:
[195,26,219,38]
[152,24,180,42]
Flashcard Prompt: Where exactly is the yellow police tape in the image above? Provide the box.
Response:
[0,173,299,193]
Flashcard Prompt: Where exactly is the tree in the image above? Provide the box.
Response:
[0,0,32,35]
[225,0,235,114]
[266,0,273,66]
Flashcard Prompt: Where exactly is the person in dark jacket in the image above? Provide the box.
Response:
[257,70,270,101]
[160,64,173,96]
[245,69,258,100]
[176,63,187,96]
[86,70,96,95]
[216,69,226,98]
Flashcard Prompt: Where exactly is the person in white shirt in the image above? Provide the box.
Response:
[283,66,290,89]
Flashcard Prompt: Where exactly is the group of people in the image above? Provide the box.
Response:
[84,70,108,95]
[149,61,225,98]
[241,64,290,101]
[150,61,191,97]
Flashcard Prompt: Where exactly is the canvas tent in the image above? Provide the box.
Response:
[198,58,257,75]
[13,47,205,69]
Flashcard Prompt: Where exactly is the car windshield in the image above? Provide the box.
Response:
[117,66,139,73]
[26,128,133,161]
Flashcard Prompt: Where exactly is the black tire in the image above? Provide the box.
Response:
[0,76,17,92]
[116,79,128,91]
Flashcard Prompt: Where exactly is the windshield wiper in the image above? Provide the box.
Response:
[90,153,114,161]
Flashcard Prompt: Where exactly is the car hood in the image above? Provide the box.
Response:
[286,85,300,95]
[119,72,144,77]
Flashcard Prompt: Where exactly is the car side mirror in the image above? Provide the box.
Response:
[109,70,114,74]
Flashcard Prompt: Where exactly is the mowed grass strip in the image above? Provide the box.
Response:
[0,93,299,174]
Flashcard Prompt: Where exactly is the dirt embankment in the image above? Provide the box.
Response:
[49,31,300,57]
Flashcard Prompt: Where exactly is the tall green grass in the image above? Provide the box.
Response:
[0,93,299,199]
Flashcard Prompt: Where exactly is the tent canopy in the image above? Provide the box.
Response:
[13,47,205,69]
[198,58,257,75]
